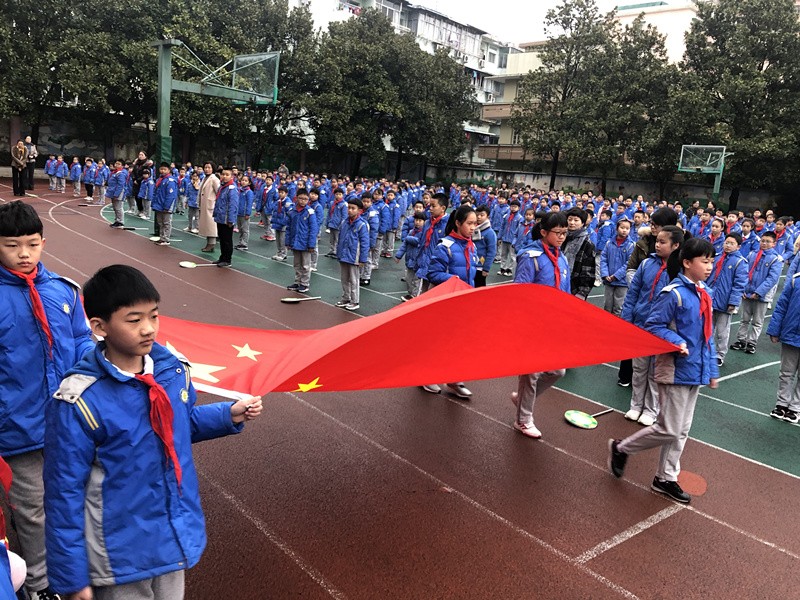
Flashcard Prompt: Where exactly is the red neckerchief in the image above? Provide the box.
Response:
[712,252,728,284]
[698,221,708,236]
[649,259,668,300]
[424,214,444,247]
[134,373,182,490]
[776,229,785,240]
[725,222,735,234]
[295,203,305,213]
[507,211,516,225]
[448,232,475,274]
[523,222,534,236]
[0,457,12,547]
[330,197,342,216]
[709,232,721,243]
[215,181,230,202]
[4,265,53,355]
[698,285,713,344]
[541,244,561,289]
[154,175,168,189]
[616,236,626,247]
[748,249,763,280]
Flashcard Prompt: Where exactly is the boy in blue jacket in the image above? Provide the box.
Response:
[473,205,497,288]
[44,265,261,600]
[69,157,82,197]
[105,160,129,229]
[766,271,800,423]
[53,156,68,193]
[706,232,748,366]
[151,163,179,246]
[270,186,292,261]
[600,217,634,316]
[359,193,381,286]
[610,237,719,504]
[395,211,426,300]
[212,167,239,268]
[0,201,94,600]
[337,198,370,311]
[325,187,347,257]
[286,189,319,293]
[509,212,570,439]
[235,175,254,251]
[308,188,324,271]
[498,200,522,276]
[44,155,57,190]
[731,231,783,354]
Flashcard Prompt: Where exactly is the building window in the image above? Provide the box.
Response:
[488,51,497,64]
[512,129,522,145]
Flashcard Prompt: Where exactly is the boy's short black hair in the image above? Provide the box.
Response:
[550,200,561,207]
[761,231,777,240]
[778,216,791,225]
[142,169,151,177]
[0,201,44,237]
[84,265,160,321]
[509,199,520,207]
[431,193,449,209]
[278,185,289,193]
[295,189,309,198]
[361,191,372,200]
[680,237,715,262]
[725,232,743,245]
[651,207,679,227]
[475,204,489,215]
[413,211,427,221]
[309,187,320,196]
[347,198,363,210]
[742,217,755,227]
[159,161,170,169]
[540,211,568,231]
[601,209,613,219]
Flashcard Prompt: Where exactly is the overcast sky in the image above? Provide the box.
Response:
[412,0,621,45]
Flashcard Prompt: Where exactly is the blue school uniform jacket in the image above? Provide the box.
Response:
[767,273,800,348]
[326,197,347,230]
[376,201,392,234]
[44,342,243,593]
[427,235,477,286]
[744,247,782,301]
[499,211,522,243]
[286,204,320,251]
[309,198,324,230]
[237,186,253,218]
[69,162,82,181]
[489,203,509,233]
[620,254,672,327]
[513,240,571,293]
[337,215,370,266]
[415,214,450,279]
[259,186,277,215]
[395,226,423,270]
[271,195,293,230]
[600,236,635,287]
[186,180,199,208]
[740,232,760,257]
[0,263,94,457]
[595,220,614,250]
[137,179,154,201]
[104,168,127,200]
[707,232,725,256]
[151,175,178,212]
[0,547,13,600]
[514,220,536,252]
[647,274,719,385]
[213,181,239,225]
[363,205,380,248]
[54,160,68,178]
[774,230,795,261]
[83,164,98,185]
[474,221,497,273]
[706,250,748,312]
[45,159,57,176]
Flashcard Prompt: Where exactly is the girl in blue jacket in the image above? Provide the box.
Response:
[610,238,719,504]
[422,205,477,400]
[235,176,253,250]
[619,225,683,426]
[705,232,748,366]
[766,271,800,423]
[600,217,634,316]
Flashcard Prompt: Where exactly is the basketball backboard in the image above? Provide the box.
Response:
[678,145,726,174]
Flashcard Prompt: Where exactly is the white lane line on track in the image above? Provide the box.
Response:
[573,505,684,564]
[289,392,641,600]
[715,360,780,382]
[198,471,348,600]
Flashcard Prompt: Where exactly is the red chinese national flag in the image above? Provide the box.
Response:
[157,278,678,397]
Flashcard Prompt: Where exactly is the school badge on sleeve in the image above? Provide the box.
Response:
[62,303,71,314]
[180,389,189,403]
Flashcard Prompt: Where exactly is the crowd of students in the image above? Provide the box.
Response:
[2,155,800,597]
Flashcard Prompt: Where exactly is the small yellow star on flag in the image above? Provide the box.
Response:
[232,343,262,361]
[165,342,227,384]
[294,377,323,392]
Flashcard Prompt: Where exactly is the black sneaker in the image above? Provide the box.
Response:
[782,409,799,424]
[287,283,300,290]
[745,343,756,354]
[608,439,628,478]
[296,286,309,293]
[617,379,631,387]
[716,358,724,367]
[730,341,746,351]
[216,261,231,268]
[651,477,690,503]
[29,588,62,600]
[360,279,370,286]
[770,406,786,419]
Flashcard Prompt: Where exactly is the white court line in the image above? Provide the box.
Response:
[716,361,780,382]
[198,471,348,600]
[289,392,641,600]
[574,505,684,564]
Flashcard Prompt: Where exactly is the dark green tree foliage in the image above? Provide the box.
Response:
[510,0,612,190]
[684,0,800,192]
[311,9,476,175]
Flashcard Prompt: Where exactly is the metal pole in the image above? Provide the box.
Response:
[154,40,181,165]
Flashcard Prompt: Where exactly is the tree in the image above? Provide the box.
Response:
[684,0,800,203]
[510,0,613,190]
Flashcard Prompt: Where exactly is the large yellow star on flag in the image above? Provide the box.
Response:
[294,377,323,392]
[232,343,262,361]
[166,342,227,384]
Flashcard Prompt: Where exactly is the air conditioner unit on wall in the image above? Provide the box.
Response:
[479,59,485,68]
[486,93,494,103]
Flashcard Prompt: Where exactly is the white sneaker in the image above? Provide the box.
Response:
[637,414,656,427]
[513,421,542,439]
[422,384,441,394]
[335,300,349,307]
[345,303,359,311]
[624,409,641,421]
[446,382,472,399]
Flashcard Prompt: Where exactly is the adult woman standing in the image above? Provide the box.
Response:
[11,140,28,196]
[198,161,220,252]
[24,136,38,191]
